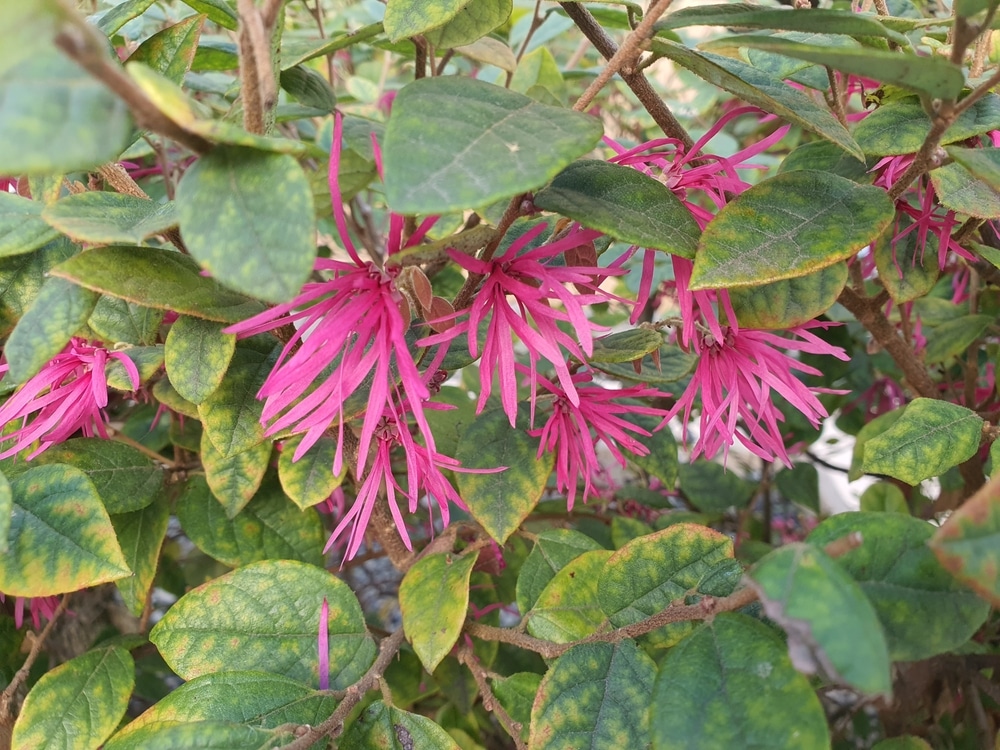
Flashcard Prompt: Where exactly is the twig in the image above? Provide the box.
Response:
[109,428,179,470]
[457,644,527,750]
[236,0,277,135]
[826,67,848,128]
[560,2,693,148]
[276,628,406,750]
[0,595,71,722]
[97,164,188,252]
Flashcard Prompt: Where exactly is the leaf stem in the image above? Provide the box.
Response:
[457,643,527,750]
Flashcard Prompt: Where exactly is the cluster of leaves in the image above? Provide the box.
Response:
[1,0,1000,748]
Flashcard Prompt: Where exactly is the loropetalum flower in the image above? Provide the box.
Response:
[0,593,60,630]
[525,366,671,510]
[0,338,139,460]
[225,113,442,477]
[421,221,619,426]
[664,322,849,465]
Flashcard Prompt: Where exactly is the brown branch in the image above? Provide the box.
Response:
[0,595,71,723]
[97,164,188,252]
[560,2,693,149]
[276,628,406,750]
[457,644,527,750]
[236,0,277,135]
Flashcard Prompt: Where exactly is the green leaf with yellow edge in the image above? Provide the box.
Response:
[849,407,905,482]
[151,559,375,686]
[588,328,663,364]
[110,494,170,616]
[924,315,993,364]
[0,464,131,596]
[455,408,553,544]
[809,512,988,661]
[534,160,701,258]
[152,377,200,418]
[0,238,77,329]
[0,192,60,259]
[176,474,323,567]
[863,398,983,485]
[854,96,1000,156]
[42,193,178,246]
[930,162,1000,218]
[3,276,98,383]
[930,473,1000,606]
[165,315,236,405]
[874,216,939,304]
[342,700,460,749]
[610,516,654,548]
[690,171,894,290]
[945,146,1000,191]
[649,40,862,160]
[399,551,478,673]
[859,482,909,514]
[50,245,266,323]
[599,523,733,626]
[750,543,892,696]
[384,0,469,41]
[200,431,272,517]
[176,146,316,305]
[31,437,165,514]
[526,549,613,643]
[530,640,655,750]
[105,721,291,750]
[728,263,847,330]
[12,646,133,750]
[278,434,346,510]
[515,529,604,614]
[0,49,132,174]
[384,77,603,215]
[424,0,512,49]
[198,337,281,458]
[127,14,204,85]
[105,345,164,391]
[651,613,830,750]
[89,296,164,346]
[104,672,336,749]
[590,344,697,386]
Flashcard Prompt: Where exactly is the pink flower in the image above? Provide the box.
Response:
[526,366,671,510]
[664,322,849,465]
[0,593,60,629]
[421,221,618,426]
[318,598,329,690]
[0,338,139,460]
[224,114,442,476]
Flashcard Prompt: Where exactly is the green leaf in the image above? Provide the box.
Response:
[728,263,848,330]
[930,475,1000,606]
[152,377,200,418]
[50,245,266,323]
[165,315,237,404]
[176,474,323,567]
[455,408,553,544]
[854,95,1000,156]
[810,512,989,660]
[42,193,178,246]
[515,529,604,614]
[0,471,11,554]
[526,549,613,643]
[106,345,164,390]
[110,494,170,616]
[106,720,290,750]
[0,49,132,174]
[530,640,655,750]
[12,646,134,750]
[859,482,909,513]
[779,139,871,183]
[384,0,468,41]
[678,461,756,513]
[656,4,908,44]
[510,46,566,106]
[650,613,830,750]
[649,40,862,160]
[0,464,131,596]
[491,673,539,743]
[599,523,733,627]
[342,700,460,749]
[89,296,164,346]
[31,437,165,514]
[690,171,894,289]
[0,192,60,259]
[872,739,933,750]
[127,15,205,85]
[849,407,905,481]
[588,329,664,364]
[750,543,892,696]
[775,462,821,513]
[384,77,603,214]
[874,215,939,304]
[0,1,66,79]
[424,0,513,49]
[4,277,98,383]
[945,146,1000,191]
[399,551,478,673]
[176,146,316,304]
[95,0,156,34]
[590,343,697,386]
[624,413,679,488]
[150,559,375,686]
[728,37,964,100]
[454,37,518,73]
[930,162,1000,218]
[956,0,1000,17]
[924,314,993,364]
[104,672,337,749]
[863,398,983,484]
[279,65,336,113]
[278,434,346,510]
[179,0,237,30]
[200,432,272,517]
[197,337,281,458]
[534,160,701,258]
[0,238,77,333]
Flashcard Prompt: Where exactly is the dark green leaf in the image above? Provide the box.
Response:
[0,192,60,259]
[779,140,871,183]
[624,413,679,488]
[679,461,756,513]
[42,193,177,246]
[924,314,993,364]
[341,701,460,749]
[279,66,336,113]
[110,494,170,616]
[89,296,164,346]
[491,673,539,743]
[854,95,1000,156]
[515,529,604,614]
[590,344,697,386]
[874,215,939,304]
[775,462,820,513]
[588,329,664,364]
[165,315,237,405]
[728,264,847,330]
